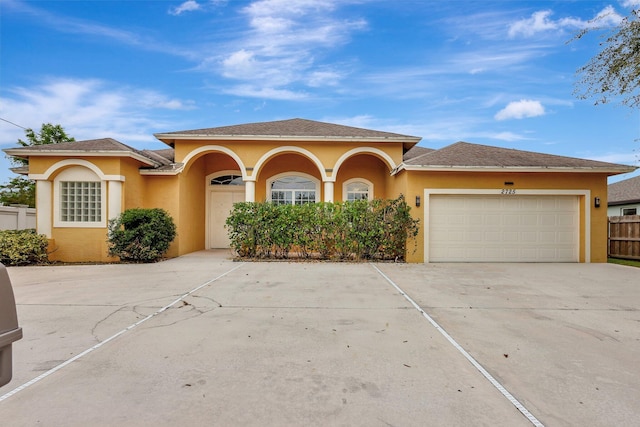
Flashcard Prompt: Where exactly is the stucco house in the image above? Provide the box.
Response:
[607,175,640,217]
[3,118,635,263]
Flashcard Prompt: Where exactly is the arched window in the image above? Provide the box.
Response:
[210,174,244,186]
[268,174,318,205]
[344,179,373,201]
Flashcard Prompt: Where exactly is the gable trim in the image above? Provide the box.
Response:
[29,159,125,181]
[333,147,396,177]
[181,146,249,179]
[252,147,328,181]
[6,148,159,167]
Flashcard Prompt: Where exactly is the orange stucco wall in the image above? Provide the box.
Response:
[138,174,180,258]
[177,156,207,255]
[27,138,612,264]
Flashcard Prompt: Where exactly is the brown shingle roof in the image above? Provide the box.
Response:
[150,148,175,162]
[404,141,633,172]
[403,146,435,161]
[141,149,174,166]
[155,118,420,145]
[12,138,133,152]
[608,175,640,204]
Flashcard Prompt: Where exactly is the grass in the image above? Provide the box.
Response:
[608,258,640,268]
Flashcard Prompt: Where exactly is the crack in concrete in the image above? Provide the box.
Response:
[90,306,131,342]
[191,294,223,307]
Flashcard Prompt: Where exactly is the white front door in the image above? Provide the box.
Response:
[208,190,245,248]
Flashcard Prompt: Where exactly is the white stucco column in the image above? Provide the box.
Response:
[324,181,334,203]
[245,180,256,202]
[35,180,52,238]
[107,180,122,221]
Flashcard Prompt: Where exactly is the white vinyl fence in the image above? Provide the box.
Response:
[0,205,36,230]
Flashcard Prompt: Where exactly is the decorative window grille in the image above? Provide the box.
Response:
[60,181,102,222]
[211,174,244,186]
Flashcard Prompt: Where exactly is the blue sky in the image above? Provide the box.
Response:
[1,0,639,184]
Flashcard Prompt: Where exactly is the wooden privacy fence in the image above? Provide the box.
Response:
[608,215,640,260]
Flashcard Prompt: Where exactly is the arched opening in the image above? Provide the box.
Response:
[254,153,323,202]
[180,151,245,251]
[335,154,389,201]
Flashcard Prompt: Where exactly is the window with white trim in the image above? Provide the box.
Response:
[344,179,373,201]
[622,208,637,216]
[60,181,102,222]
[53,166,106,227]
[269,175,318,205]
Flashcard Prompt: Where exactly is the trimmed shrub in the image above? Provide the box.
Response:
[0,229,49,266]
[226,195,419,261]
[107,208,177,262]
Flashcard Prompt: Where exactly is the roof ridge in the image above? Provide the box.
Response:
[155,117,421,140]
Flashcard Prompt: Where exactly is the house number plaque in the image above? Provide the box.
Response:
[500,189,516,195]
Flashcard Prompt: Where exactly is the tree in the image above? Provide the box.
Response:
[0,176,35,207]
[573,9,640,108]
[1,123,75,208]
[11,123,75,167]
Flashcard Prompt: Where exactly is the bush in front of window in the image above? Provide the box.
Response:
[226,195,419,261]
[107,208,177,262]
[0,229,49,266]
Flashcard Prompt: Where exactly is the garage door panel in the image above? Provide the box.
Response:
[429,195,579,262]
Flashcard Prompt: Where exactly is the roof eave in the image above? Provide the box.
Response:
[3,148,159,167]
[9,166,29,176]
[608,198,640,206]
[394,164,638,175]
[139,163,185,176]
[154,133,421,146]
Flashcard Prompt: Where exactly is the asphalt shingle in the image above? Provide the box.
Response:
[156,118,420,141]
[608,175,640,204]
[405,141,628,169]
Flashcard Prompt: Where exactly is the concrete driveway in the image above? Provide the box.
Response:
[0,252,638,426]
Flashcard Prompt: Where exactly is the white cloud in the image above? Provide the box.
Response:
[307,70,343,87]
[495,100,545,120]
[508,6,623,38]
[211,0,366,98]
[0,78,196,147]
[221,84,307,100]
[508,10,558,38]
[587,152,639,164]
[169,0,202,16]
[4,0,202,61]
[621,0,640,8]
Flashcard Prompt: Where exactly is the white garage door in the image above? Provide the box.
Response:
[429,195,579,262]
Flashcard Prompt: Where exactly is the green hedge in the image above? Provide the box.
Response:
[225,196,419,261]
[0,229,49,266]
[107,208,177,262]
